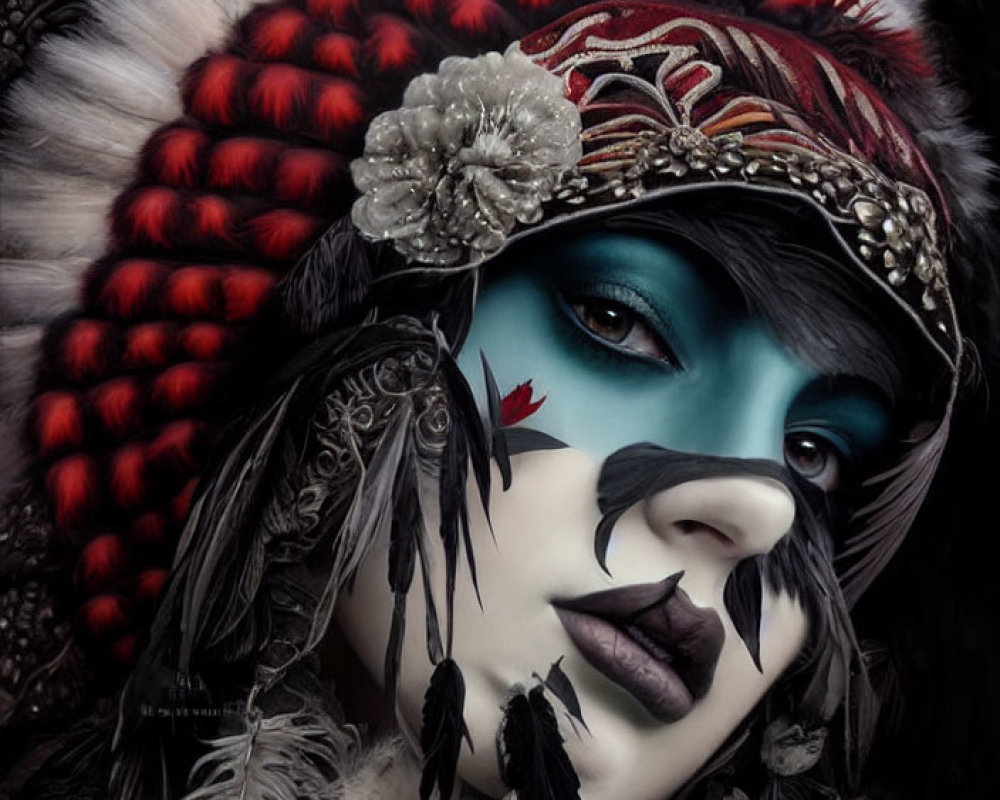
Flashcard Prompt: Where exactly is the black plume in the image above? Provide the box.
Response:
[385,430,421,704]
[499,686,581,800]
[724,556,764,672]
[278,217,373,335]
[420,658,471,800]
[538,658,588,734]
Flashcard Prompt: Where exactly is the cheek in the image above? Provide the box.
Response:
[334,448,811,800]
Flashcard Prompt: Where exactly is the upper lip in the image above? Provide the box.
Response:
[552,572,725,720]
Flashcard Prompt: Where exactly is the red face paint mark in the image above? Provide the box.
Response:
[500,380,546,426]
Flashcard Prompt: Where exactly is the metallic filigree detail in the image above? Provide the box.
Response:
[0,484,91,728]
[550,126,953,338]
[260,346,449,551]
[1,0,88,89]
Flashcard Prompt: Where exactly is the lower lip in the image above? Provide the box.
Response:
[554,607,693,723]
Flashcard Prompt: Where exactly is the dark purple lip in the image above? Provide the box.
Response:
[552,572,725,723]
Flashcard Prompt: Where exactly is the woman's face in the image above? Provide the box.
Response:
[336,232,892,799]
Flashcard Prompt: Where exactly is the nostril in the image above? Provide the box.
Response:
[675,519,734,547]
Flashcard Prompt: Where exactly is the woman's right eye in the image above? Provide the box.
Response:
[569,296,678,366]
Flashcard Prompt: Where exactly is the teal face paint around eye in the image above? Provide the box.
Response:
[457,232,893,479]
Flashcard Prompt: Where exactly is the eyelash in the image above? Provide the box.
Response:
[556,287,682,370]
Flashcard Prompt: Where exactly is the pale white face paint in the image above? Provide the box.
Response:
[336,449,807,800]
[336,233,890,798]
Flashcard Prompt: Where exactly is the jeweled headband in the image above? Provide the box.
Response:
[351,0,960,369]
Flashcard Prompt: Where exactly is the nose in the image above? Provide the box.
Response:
[644,476,795,560]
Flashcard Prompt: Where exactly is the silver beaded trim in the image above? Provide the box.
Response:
[550,126,954,344]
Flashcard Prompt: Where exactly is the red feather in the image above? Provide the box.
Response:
[165,266,224,318]
[249,7,309,59]
[109,633,138,667]
[499,380,546,426]
[171,478,199,522]
[129,510,171,549]
[249,209,322,262]
[208,138,276,191]
[223,267,276,321]
[274,148,342,205]
[312,79,366,141]
[367,15,421,72]
[448,0,501,34]
[151,364,218,414]
[62,320,112,382]
[135,568,169,608]
[91,378,144,439]
[313,33,361,76]
[123,322,177,369]
[404,0,437,17]
[47,454,100,530]
[77,533,130,593]
[186,54,244,126]
[190,195,237,246]
[251,64,309,131]
[35,391,84,454]
[119,187,181,248]
[306,0,360,26]
[110,444,149,509]
[150,126,209,188]
[81,594,130,639]
[98,260,167,319]
[179,322,233,360]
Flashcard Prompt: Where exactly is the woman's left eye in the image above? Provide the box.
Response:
[784,432,843,492]
[569,297,675,363]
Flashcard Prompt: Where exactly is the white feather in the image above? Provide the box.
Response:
[0,258,84,326]
[861,0,919,30]
[0,327,43,410]
[0,167,116,259]
[183,708,355,800]
[101,0,263,73]
[0,0,272,270]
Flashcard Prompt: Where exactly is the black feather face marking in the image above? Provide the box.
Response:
[536,658,589,735]
[421,658,472,800]
[481,353,568,491]
[498,685,581,800]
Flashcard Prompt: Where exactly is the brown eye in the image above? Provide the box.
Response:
[784,432,841,491]
[573,300,634,343]
[569,298,673,362]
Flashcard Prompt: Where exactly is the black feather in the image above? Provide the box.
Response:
[499,686,581,800]
[438,405,468,656]
[420,659,471,800]
[724,557,764,672]
[438,352,492,635]
[443,352,491,520]
[503,427,568,456]
[278,217,373,335]
[416,530,445,666]
[595,444,795,574]
[480,353,512,490]
[539,658,588,734]
[386,432,421,703]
